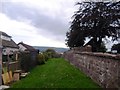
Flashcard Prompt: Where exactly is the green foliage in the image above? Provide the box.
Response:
[112,43,120,53]
[42,52,49,61]
[11,58,100,88]
[19,52,36,72]
[97,42,107,53]
[37,53,45,65]
[66,2,120,51]
[54,53,62,58]
[38,49,61,62]
[42,49,59,60]
[45,48,56,58]
[45,48,56,53]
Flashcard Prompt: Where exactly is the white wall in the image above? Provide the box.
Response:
[2,47,19,55]
[0,32,2,85]
[18,44,26,51]
[1,35,11,41]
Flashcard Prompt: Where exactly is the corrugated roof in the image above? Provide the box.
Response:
[18,42,37,52]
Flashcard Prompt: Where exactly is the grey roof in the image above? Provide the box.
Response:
[0,31,11,38]
[0,31,18,48]
[2,39,18,48]
[18,42,37,52]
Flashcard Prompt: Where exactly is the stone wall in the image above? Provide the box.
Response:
[71,45,92,52]
[64,50,120,88]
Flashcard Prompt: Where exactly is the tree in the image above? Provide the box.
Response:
[66,2,120,52]
[97,41,107,53]
[45,49,56,58]
[111,43,120,53]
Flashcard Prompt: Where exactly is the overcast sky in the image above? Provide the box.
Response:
[0,0,119,50]
[0,0,80,48]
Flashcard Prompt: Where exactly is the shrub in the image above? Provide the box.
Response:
[112,43,120,54]
[42,52,49,61]
[19,52,37,72]
[45,49,56,58]
[97,42,107,53]
[37,53,45,65]
[40,49,61,62]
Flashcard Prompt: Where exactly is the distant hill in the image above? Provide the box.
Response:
[33,46,69,53]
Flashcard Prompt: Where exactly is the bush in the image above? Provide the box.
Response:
[42,52,49,61]
[97,42,107,53]
[39,49,61,62]
[37,53,45,65]
[19,52,37,72]
[42,49,62,61]
[45,49,56,58]
[112,43,120,54]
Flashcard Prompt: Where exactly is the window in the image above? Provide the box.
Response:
[3,50,6,53]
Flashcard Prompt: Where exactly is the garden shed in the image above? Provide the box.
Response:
[18,42,38,71]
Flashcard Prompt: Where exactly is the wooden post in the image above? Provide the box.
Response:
[16,53,18,61]
[0,32,2,85]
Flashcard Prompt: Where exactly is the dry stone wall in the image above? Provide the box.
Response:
[64,50,120,88]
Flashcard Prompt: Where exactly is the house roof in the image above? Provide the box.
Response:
[0,31,11,38]
[83,38,95,47]
[2,39,19,48]
[0,31,18,48]
[18,42,37,52]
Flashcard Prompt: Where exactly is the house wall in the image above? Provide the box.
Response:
[0,32,2,85]
[0,47,2,85]
[1,35,11,41]
[18,44,27,51]
[2,47,18,55]
[64,50,120,88]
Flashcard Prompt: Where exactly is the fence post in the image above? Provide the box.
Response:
[0,32,2,85]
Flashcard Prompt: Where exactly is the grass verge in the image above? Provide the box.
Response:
[11,58,100,88]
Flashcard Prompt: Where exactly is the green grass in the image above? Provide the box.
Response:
[11,58,100,88]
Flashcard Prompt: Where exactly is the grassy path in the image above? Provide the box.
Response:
[11,58,100,88]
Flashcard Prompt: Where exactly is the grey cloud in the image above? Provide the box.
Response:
[1,1,68,42]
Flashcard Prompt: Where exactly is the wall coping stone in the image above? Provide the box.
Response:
[75,51,120,60]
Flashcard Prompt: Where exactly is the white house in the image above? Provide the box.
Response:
[0,31,19,55]
[18,42,37,52]
[18,42,38,61]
